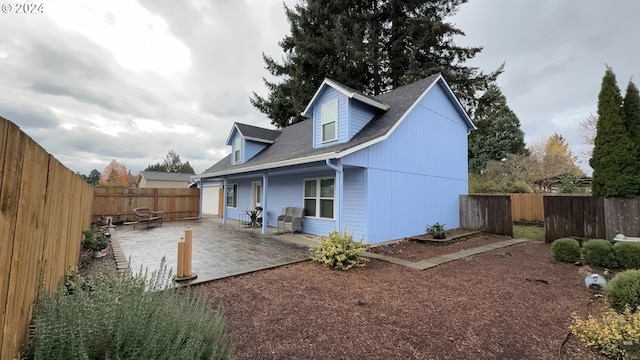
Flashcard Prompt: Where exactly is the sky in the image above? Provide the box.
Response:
[1,0,638,176]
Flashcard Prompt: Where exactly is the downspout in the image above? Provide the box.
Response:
[325,158,343,231]
[261,172,268,234]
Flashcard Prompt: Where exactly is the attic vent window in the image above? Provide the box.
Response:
[233,136,242,163]
[321,100,338,142]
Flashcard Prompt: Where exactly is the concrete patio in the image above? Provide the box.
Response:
[110,216,319,285]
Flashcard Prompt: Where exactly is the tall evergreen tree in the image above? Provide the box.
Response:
[468,84,525,172]
[252,0,501,128]
[590,67,637,197]
[623,80,640,195]
[86,169,101,186]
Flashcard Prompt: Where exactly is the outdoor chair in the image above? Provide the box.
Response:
[133,207,163,229]
[284,207,304,234]
[277,207,292,232]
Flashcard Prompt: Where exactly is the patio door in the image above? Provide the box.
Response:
[252,181,262,209]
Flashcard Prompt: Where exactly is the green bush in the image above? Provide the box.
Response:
[615,242,640,269]
[310,230,368,271]
[24,261,234,359]
[81,226,109,251]
[583,239,616,267]
[605,269,640,314]
[551,238,581,263]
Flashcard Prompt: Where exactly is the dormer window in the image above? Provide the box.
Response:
[233,136,241,162]
[321,100,338,142]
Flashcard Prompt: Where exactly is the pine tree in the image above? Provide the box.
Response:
[252,0,501,128]
[468,84,525,172]
[144,150,195,174]
[590,67,637,197]
[622,80,640,195]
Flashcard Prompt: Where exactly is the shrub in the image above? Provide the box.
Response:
[81,226,109,251]
[583,239,616,267]
[551,238,581,263]
[310,230,367,271]
[605,270,640,314]
[615,242,640,269]
[24,261,234,359]
[571,307,640,359]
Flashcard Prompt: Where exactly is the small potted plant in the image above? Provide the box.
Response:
[426,222,446,239]
[82,227,110,258]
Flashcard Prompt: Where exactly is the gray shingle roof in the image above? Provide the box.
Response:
[139,171,193,182]
[199,74,464,177]
[235,123,281,143]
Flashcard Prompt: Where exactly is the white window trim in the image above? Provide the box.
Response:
[321,100,338,143]
[303,177,335,220]
[226,183,238,208]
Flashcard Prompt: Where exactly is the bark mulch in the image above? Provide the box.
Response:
[199,240,608,360]
[78,236,608,359]
[367,230,510,262]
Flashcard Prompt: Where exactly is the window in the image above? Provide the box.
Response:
[304,178,334,219]
[321,101,337,142]
[233,136,241,162]
[226,184,238,208]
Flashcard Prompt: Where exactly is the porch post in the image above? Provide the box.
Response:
[197,180,203,219]
[326,159,343,231]
[222,177,227,224]
[261,172,268,234]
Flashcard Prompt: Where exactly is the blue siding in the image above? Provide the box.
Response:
[366,168,466,242]
[244,140,266,161]
[367,83,469,180]
[223,178,254,220]
[360,81,470,243]
[312,87,348,148]
[349,100,376,138]
[342,168,366,241]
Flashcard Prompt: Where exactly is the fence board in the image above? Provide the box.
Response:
[0,120,25,358]
[510,193,545,223]
[92,187,200,222]
[543,196,605,242]
[460,195,513,236]
[0,117,93,359]
[604,198,640,240]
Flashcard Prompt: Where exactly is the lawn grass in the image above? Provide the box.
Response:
[513,224,545,241]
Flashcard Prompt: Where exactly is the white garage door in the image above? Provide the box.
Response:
[202,185,220,215]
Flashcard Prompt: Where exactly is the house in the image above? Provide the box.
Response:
[193,74,475,244]
[137,171,193,188]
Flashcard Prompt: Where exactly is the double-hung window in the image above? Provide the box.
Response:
[304,178,334,219]
[233,137,242,163]
[321,101,337,142]
[226,184,238,208]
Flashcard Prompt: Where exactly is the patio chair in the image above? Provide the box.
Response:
[277,207,292,232]
[284,207,304,234]
[133,207,163,229]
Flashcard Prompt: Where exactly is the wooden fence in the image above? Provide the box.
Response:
[543,196,640,242]
[510,193,591,224]
[460,195,513,236]
[1,117,93,359]
[92,187,200,222]
[544,196,605,242]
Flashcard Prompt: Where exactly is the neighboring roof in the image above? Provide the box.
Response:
[197,74,473,178]
[139,171,193,182]
[225,122,282,145]
[301,78,390,117]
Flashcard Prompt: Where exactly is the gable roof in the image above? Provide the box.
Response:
[225,122,281,145]
[139,171,193,182]
[197,74,473,178]
[301,78,390,117]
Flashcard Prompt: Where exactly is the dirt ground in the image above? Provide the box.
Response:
[200,239,608,360]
